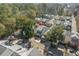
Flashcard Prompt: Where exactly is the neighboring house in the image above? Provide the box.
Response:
[64,20,71,31]
[64,21,71,27]
[35,25,44,37]
[59,16,72,31]
[45,19,54,27]
[0,42,42,56]
[59,17,65,27]
[35,14,54,26]
[35,18,49,26]
[35,25,49,38]
[36,17,49,22]
[0,45,20,56]
[56,20,61,25]
[70,32,79,48]
[13,29,21,38]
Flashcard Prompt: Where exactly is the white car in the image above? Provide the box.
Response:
[76,51,79,56]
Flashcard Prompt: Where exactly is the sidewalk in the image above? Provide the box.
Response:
[71,16,77,32]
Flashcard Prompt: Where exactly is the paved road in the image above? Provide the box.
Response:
[64,30,71,43]
[71,16,77,32]
[63,16,77,56]
[64,16,77,43]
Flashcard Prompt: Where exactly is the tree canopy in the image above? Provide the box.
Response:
[0,23,6,38]
[0,4,37,40]
[46,26,64,44]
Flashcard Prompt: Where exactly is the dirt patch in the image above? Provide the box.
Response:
[30,37,45,55]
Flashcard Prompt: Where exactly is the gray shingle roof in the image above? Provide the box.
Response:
[28,48,41,56]
[0,45,20,56]
[0,45,6,55]
[11,52,20,56]
[0,44,42,56]
[1,49,13,56]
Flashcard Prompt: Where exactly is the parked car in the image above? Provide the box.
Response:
[76,51,79,56]
[64,25,71,31]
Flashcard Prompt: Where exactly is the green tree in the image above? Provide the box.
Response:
[2,18,16,35]
[46,26,64,47]
[63,9,72,16]
[0,4,37,36]
[16,18,35,42]
[26,9,37,19]
[0,4,12,22]
[0,4,17,36]
[14,4,37,42]
[0,23,6,38]
[57,7,64,16]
